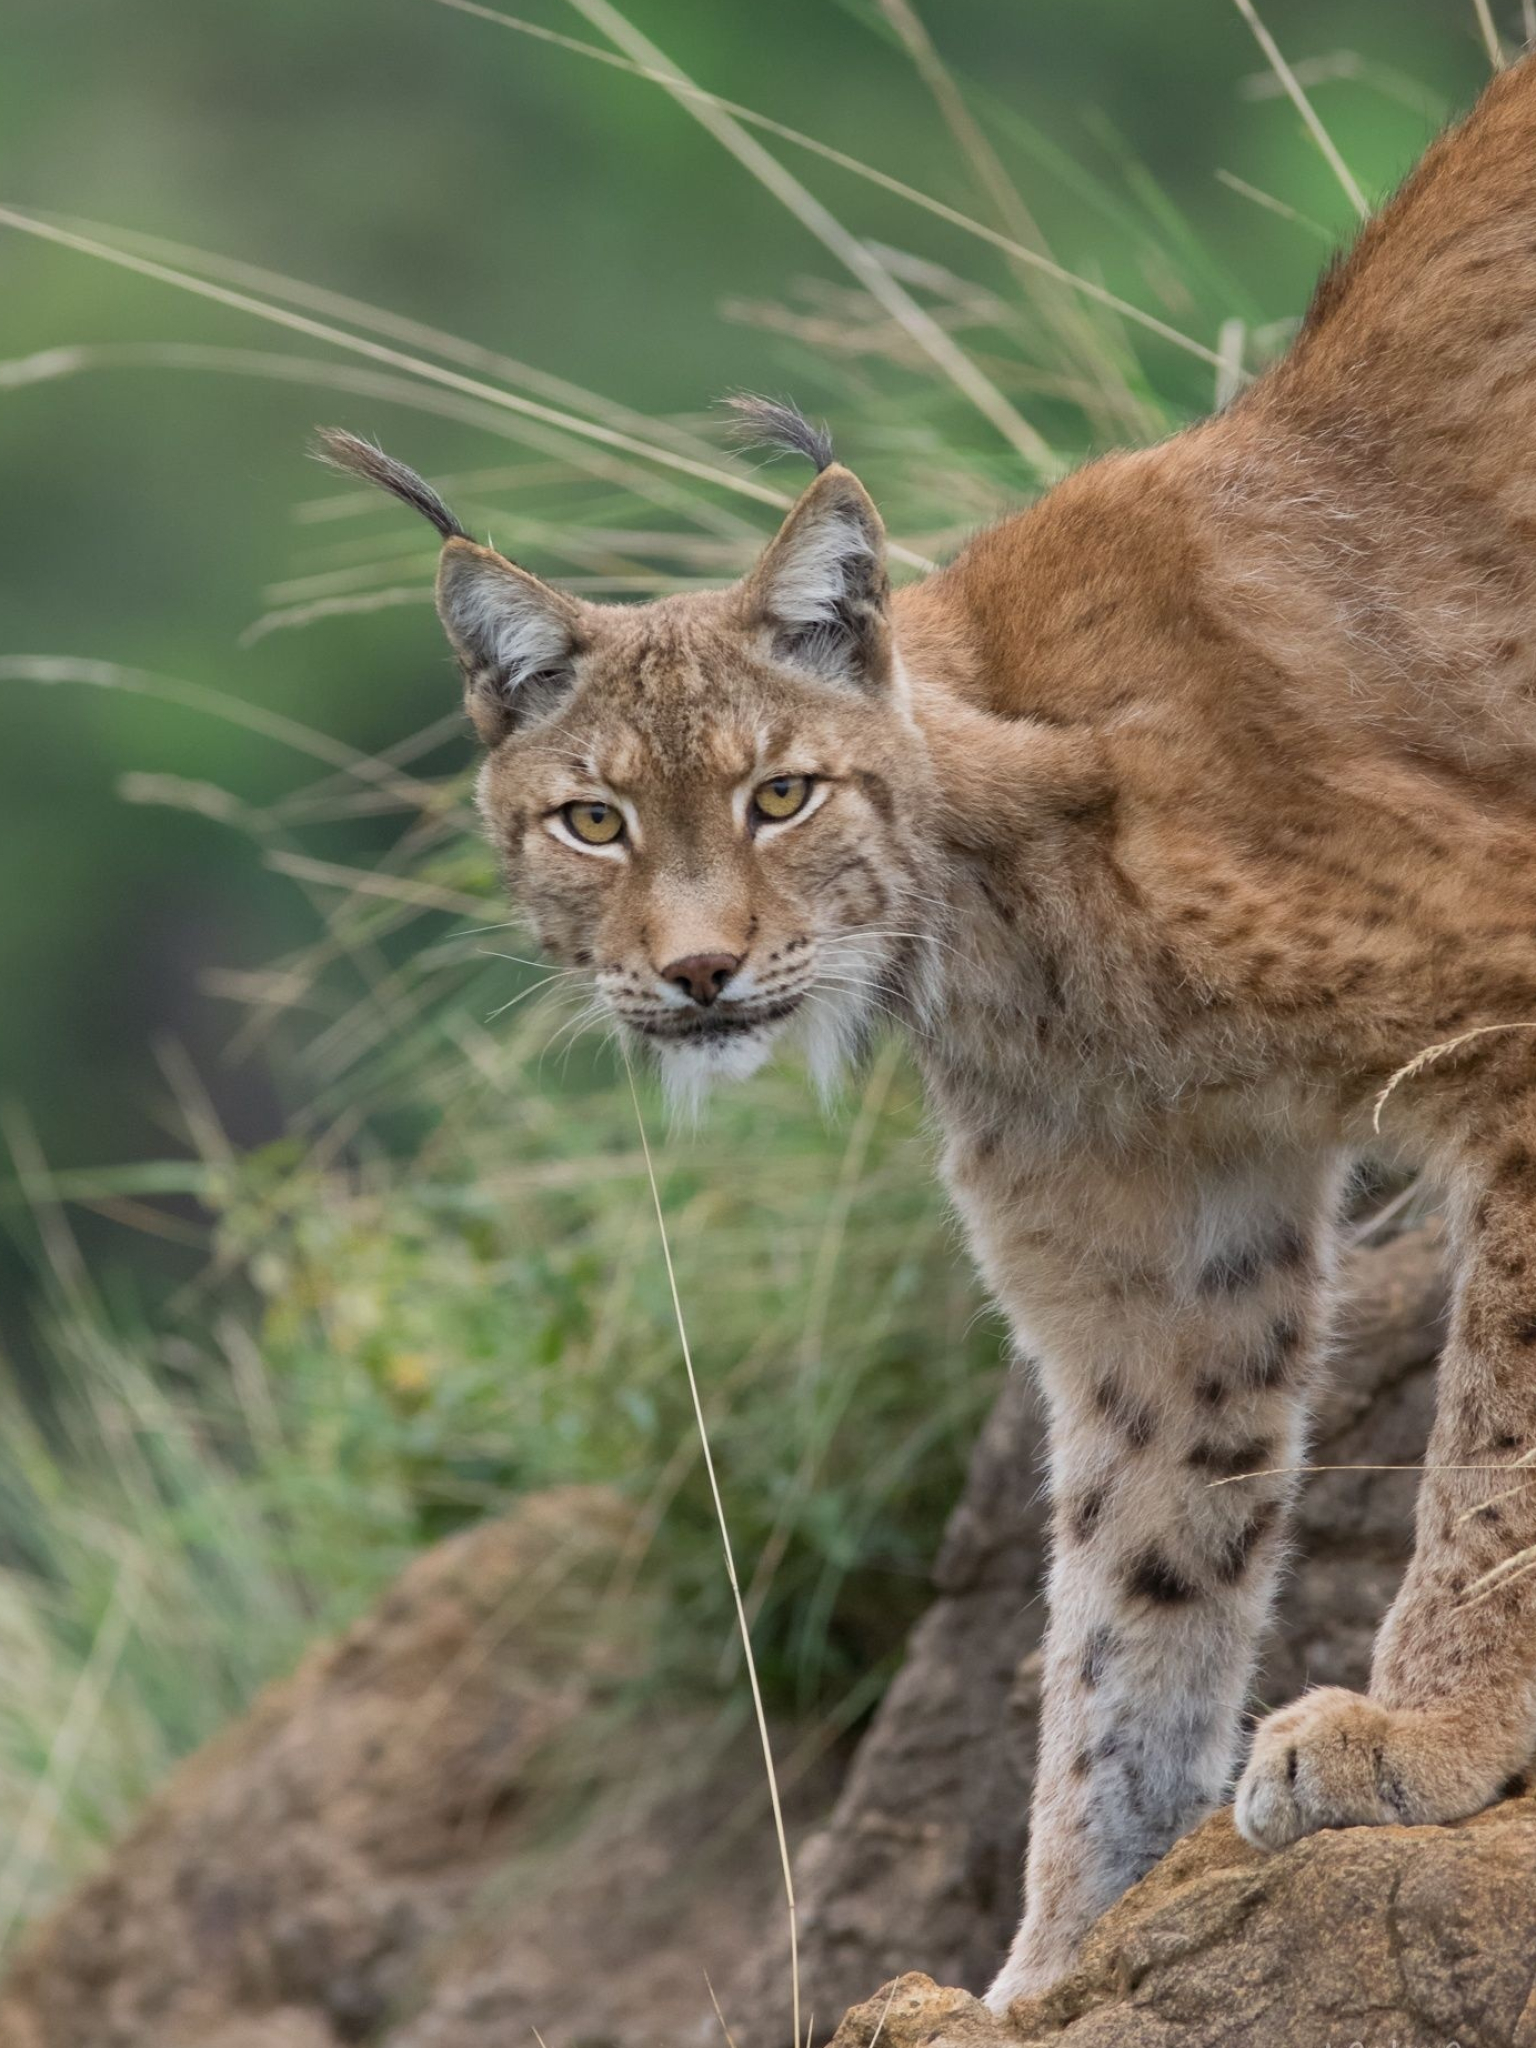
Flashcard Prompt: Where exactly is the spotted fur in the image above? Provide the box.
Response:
[329,55,1536,2012]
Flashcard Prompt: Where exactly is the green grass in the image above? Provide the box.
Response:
[0,0,1478,1950]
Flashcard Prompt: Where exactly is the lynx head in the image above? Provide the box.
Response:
[315,405,933,1112]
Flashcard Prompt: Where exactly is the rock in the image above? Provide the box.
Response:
[731,1225,1449,2038]
[1002,1788,1536,2046]
[832,1975,1012,2048]
[829,1786,1536,2048]
[201,2019,336,2048]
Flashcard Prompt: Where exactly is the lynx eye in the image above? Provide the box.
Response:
[562,799,624,845]
[753,774,812,823]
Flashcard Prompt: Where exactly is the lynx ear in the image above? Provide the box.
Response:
[435,541,584,745]
[311,429,584,745]
[740,466,891,692]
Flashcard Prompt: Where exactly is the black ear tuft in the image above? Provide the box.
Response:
[723,394,835,472]
[310,428,468,542]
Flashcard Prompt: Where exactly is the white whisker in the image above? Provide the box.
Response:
[835,928,966,959]
[455,916,531,938]
[539,996,610,1071]
[473,945,560,970]
[484,970,580,1023]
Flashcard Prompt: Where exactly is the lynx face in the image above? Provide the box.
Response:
[479,605,927,1110]
[312,420,932,1112]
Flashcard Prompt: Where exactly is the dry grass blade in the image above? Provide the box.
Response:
[1204,1461,1531,1489]
[242,585,436,645]
[1472,0,1506,69]
[249,572,721,643]
[1214,317,1246,409]
[1347,1174,1427,1247]
[0,205,806,516]
[1461,1536,1536,1608]
[271,709,466,821]
[261,850,491,919]
[1454,1447,1536,1591]
[154,1038,237,1171]
[875,0,1040,260]
[0,1559,143,1951]
[874,0,1154,439]
[297,459,571,523]
[0,1104,96,1311]
[622,1051,800,2048]
[40,208,742,474]
[429,0,1226,374]
[0,655,440,806]
[2,342,648,539]
[1212,1455,1536,1615]
[1373,1021,1536,1134]
[704,1966,745,2048]
[867,1976,902,2048]
[559,0,1059,477]
[1455,1471,1536,1526]
[1230,0,1369,218]
[705,1973,741,2048]
[0,339,766,542]
[267,514,712,605]
[261,550,440,605]
[1215,168,1333,244]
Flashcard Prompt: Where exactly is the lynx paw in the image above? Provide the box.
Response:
[984,1953,1061,2017]
[984,1911,1080,2014]
[1234,1686,1508,1850]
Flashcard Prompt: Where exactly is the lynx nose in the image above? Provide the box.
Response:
[662,951,742,1007]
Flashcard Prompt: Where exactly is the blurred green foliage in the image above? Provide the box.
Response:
[0,0,1504,1948]
[0,1021,995,1918]
[0,0,1484,1178]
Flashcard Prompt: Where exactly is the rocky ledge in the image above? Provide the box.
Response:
[831,1788,1536,2048]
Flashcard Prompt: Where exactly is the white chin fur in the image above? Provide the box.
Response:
[653,1029,776,1123]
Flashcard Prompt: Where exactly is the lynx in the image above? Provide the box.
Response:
[323,56,1536,2009]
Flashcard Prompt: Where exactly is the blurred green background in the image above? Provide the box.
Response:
[0,0,1502,1944]
[0,0,1484,1190]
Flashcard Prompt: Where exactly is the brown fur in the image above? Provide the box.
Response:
[326,54,1536,2008]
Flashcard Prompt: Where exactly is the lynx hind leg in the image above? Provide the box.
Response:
[1238,1134,1536,1851]
[984,1172,1338,2009]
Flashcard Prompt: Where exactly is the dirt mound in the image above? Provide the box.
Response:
[0,1486,821,2048]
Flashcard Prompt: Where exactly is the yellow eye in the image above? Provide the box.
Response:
[753,774,812,823]
[562,800,624,846]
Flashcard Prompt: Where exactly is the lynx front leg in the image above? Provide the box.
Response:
[971,1160,1340,2012]
[1238,1134,1536,1849]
